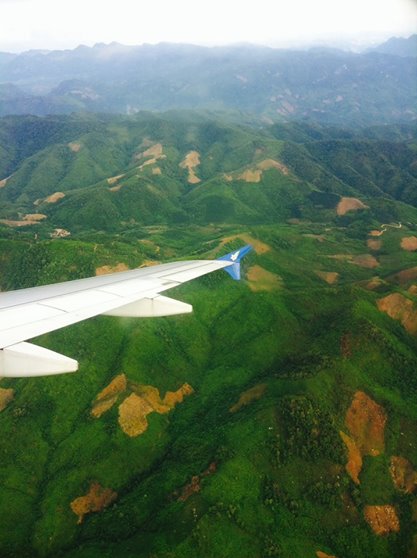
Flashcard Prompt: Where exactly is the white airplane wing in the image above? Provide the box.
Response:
[0,245,252,377]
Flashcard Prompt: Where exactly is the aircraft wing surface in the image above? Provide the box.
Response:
[0,245,252,377]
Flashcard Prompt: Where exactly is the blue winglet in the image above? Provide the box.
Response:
[217,244,253,280]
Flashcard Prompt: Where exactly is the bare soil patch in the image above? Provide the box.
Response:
[367,239,382,251]
[316,552,338,558]
[70,483,117,524]
[95,263,129,276]
[316,271,339,285]
[257,158,289,175]
[23,213,47,222]
[364,505,400,535]
[229,383,267,413]
[50,228,70,239]
[345,391,387,457]
[369,229,384,237]
[177,462,217,502]
[0,176,10,188]
[214,233,270,257]
[247,265,282,292]
[0,388,14,412]
[352,254,379,269]
[389,267,417,285]
[339,430,362,484]
[107,174,125,185]
[0,219,39,227]
[179,151,201,184]
[45,191,65,203]
[390,456,417,494]
[118,383,193,437]
[91,374,127,418]
[136,143,163,160]
[336,197,368,216]
[377,293,417,335]
[68,142,82,152]
[401,236,417,252]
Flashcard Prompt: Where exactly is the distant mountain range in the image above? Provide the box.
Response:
[0,38,416,125]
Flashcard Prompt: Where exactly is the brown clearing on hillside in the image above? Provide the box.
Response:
[0,176,10,188]
[235,158,289,183]
[345,391,387,457]
[339,431,362,484]
[23,213,47,221]
[229,383,267,413]
[316,271,339,285]
[45,191,65,203]
[179,151,201,184]
[367,239,382,251]
[118,383,194,437]
[336,197,368,216]
[352,254,379,269]
[0,219,40,227]
[0,388,14,412]
[237,169,262,182]
[377,293,417,335]
[247,265,281,292]
[316,552,338,558]
[366,277,385,290]
[95,262,129,276]
[50,228,70,238]
[257,158,289,175]
[364,505,400,535]
[369,229,384,237]
[107,174,125,185]
[70,483,117,524]
[152,166,162,175]
[91,374,127,418]
[389,267,417,285]
[401,236,417,252]
[68,142,82,152]
[213,233,270,257]
[409,285,417,296]
[177,462,217,502]
[390,456,417,494]
[136,143,163,160]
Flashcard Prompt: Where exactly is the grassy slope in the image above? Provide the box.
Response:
[0,116,417,557]
[0,221,417,558]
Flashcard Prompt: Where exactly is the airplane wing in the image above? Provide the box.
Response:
[0,245,252,377]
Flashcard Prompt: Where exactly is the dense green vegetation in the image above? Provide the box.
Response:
[0,113,417,557]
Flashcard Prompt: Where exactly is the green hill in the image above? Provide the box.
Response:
[0,113,417,558]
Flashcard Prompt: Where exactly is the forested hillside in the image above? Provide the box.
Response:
[0,112,417,557]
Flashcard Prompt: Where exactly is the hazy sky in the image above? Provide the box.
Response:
[0,0,416,52]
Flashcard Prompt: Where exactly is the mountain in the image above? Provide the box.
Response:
[1,113,417,558]
[1,112,417,233]
[0,42,416,125]
[369,34,417,58]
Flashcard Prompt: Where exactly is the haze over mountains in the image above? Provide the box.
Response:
[0,35,416,125]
